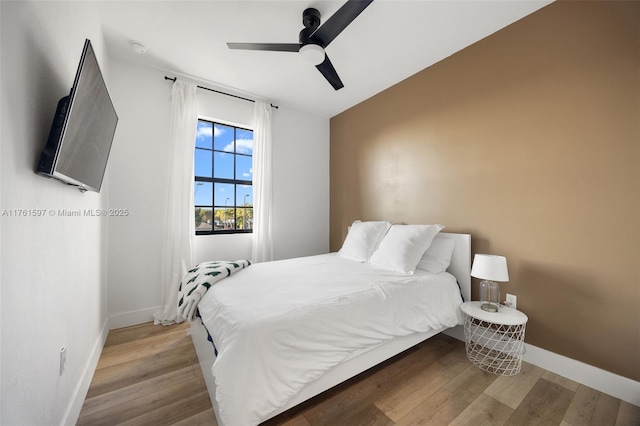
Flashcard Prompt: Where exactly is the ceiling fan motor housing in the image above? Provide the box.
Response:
[300,8,322,47]
[302,8,321,29]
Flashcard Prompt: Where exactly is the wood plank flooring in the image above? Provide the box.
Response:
[79,322,640,426]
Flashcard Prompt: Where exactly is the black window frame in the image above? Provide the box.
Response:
[194,119,253,235]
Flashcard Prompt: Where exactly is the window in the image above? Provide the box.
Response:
[194,119,253,234]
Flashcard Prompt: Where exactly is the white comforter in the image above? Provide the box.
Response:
[197,253,464,425]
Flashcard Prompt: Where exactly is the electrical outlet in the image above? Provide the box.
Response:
[60,347,67,376]
[506,294,517,309]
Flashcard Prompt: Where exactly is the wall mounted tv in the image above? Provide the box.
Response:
[37,39,118,193]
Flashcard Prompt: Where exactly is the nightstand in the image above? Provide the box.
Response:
[460,301,528,376]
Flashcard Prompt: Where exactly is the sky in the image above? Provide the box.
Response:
[194,120,253,207]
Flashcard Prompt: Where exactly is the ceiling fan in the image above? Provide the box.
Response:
[227,0,374,90]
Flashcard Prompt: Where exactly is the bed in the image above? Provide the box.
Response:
[189,227,471,425]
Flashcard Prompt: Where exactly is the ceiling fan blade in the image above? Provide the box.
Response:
[227,43,301,52]
[311,0,373,48]
[316,55,344,90]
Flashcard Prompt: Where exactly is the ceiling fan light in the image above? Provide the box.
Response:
[299,44,325,65]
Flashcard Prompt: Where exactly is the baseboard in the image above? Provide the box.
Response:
[109,305,161,330]
[443,325,640,406]
[522,343,640,406]
[60,318,110,426]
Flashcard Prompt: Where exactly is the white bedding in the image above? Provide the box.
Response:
[197,253,464,425]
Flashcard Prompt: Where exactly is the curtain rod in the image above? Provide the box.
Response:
[164,76,278,109]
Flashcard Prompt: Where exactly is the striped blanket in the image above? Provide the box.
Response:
[177,260,251,321]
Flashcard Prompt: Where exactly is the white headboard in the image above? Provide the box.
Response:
[437,232,471,302]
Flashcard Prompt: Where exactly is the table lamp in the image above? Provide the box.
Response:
[471,254,509,312]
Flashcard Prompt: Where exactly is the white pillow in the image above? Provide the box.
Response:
[416,236,456,273]
[369,224,444,274]
[338,221,391,263]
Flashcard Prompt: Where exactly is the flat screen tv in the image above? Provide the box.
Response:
[37,39,118,193]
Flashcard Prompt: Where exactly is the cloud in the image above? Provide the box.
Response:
[236,137,253,154]
[224,139,253,155]
[223,137,253,154]
[196,123,224,141]
[197,124,211,140]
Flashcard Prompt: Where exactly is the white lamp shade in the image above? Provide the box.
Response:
[471,254,509,282]
[299,43,325,65]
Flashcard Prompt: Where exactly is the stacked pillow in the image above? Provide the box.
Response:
[338,221,391,263]
[338,220,451,274]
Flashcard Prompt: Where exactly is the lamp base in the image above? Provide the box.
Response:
[481,302,499,313]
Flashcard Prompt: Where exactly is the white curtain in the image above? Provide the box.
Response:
[154,80,199,325]
[251,101,274,263]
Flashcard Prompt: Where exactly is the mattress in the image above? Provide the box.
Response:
[197,253,464,425]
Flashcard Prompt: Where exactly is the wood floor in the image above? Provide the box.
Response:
[79,322,640,426]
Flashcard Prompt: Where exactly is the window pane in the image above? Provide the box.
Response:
[236,207,253,230]
[236,155,252,181]
[236,129,253,155]
[237,184,252,206]
[213,207,234,231]
[214,124,234,152]
[214,182,234,206]
[194,148,212,178]
[214,152,234,179]
[195,207,213,232]
[196,121,213,149]
[194,182,212,205]
[194,120,254,235]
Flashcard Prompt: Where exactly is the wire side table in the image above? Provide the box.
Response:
[461,301,528,376]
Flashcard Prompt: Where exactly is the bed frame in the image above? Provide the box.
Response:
[189,232,471,424]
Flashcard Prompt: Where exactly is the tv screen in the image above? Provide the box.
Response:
[37,39,118,193]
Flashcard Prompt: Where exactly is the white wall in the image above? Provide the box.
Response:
[0,2,109,424]
[105,60,170,327]
[107,58,330,327]
[271,106,330,260]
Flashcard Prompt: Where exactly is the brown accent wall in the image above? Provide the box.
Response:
[330,1,639,381]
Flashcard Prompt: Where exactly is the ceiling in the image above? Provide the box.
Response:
[97,1,552,118]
